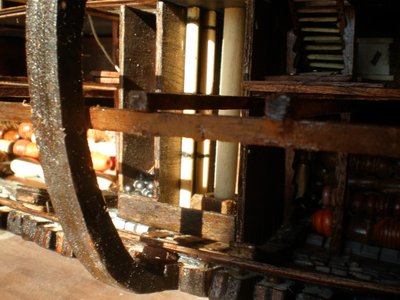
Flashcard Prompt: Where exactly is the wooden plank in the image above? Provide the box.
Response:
[0,101,31,122]
[89,107,400,158]
[154,1,186,205]
[242,81,400,100]
[118,6,156,190]
[118,193,235,242]
[126,92,263,111]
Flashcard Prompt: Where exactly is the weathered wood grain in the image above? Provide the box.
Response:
[89,108,400,158]
[243,81,400,100]
[154,1,186,205]
[118,6,156,190]
[118,193,235,242]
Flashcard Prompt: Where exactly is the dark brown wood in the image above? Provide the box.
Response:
[0,197,58,222]
[243,0,254,81]
[342,5,355,76]
[89,107,400,158]
[126,91,263,111]
[118,6,156,190]
[179,264,215,297]
[118,193,235,242]
[154,1,186,205]
[208,269,256,300]
[87,0,156,9]
[0,101,31,122]
[190,193,236,215]
[165,0,245,10]
[26,0,171,292]
[6,210,24,235]
[243,81,400,100]
[284,148,295,225]
[0,80,116,98]
[348,177,400,192]
[330,151,348,254]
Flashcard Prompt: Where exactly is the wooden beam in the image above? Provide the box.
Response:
[89,107,400,158]
[243,81,400,100]
[2,101,399,158]
[126,91,263,111]
[118,193,235,242]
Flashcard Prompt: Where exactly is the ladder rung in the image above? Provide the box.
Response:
[297,7,338,13]
[301,27,340,33]
[294,0,338,6]
[303,35,341,42]
[294,0,337,2]
[307,54,344,61]
[299,17,338,22]
[309,62,344,69]
[305,44,343,51]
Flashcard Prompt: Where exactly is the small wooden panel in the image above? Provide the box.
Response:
[118,193,235,242]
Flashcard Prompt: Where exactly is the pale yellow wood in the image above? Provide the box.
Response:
[214,8,245,200]
[310,62,345,69]
[195,10,217,194]
[305,44,342,51]
[180,7,200,207]
[301,27,340,33]
[307,54,344,61]
[297,7,338,13]
[304,35,341,42]
[299,17,338,22]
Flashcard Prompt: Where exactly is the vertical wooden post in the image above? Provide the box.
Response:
[284,148,296,225]
[112,19,119,107]
[180,7,200,207]
[214,8,245,200]
[155,2,186,205]
[117,7,156,191]
[194,10,217,195]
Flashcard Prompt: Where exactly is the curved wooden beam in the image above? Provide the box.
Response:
[25,0,170,293]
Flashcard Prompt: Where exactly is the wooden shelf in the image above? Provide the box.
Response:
[243,80,400,101]
[0,77,117,99]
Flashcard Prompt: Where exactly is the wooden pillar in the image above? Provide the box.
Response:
[194,10,217,194]
[155,2,186,205]
[117,7,156,191]
[214,8,245,200]
[180,7,200,207]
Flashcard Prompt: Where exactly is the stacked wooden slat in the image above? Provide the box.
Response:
[0,207,74,257]
[290,0,346,72]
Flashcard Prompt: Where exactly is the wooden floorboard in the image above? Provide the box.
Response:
[0,230,205,300]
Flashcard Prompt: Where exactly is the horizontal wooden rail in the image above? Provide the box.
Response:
[243,81,400,100]
[89,107,400,157]
[127,91,264,111]
[0,101,399,157]
[0,80,116,98]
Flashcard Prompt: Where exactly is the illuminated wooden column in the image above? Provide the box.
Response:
[214,8,245,200]
[180,7,200,207]
[194,10,217,194]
